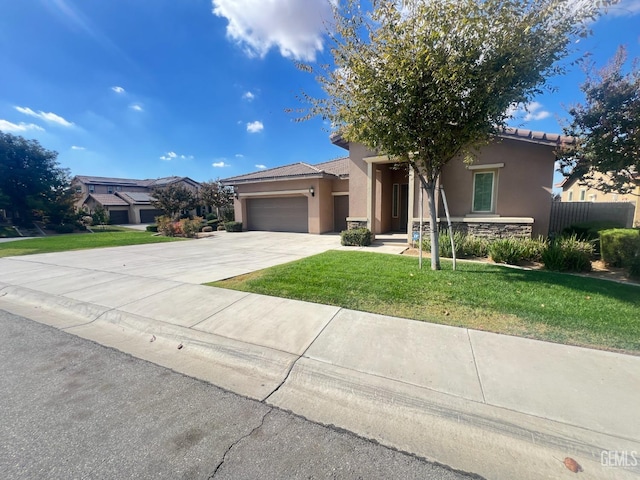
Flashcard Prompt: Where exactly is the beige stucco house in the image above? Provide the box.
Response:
[72,175,201,224]
[222,128,572,240]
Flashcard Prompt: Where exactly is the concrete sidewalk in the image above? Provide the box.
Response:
[1,231,638,480]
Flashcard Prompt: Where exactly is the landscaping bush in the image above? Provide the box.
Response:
[541,235,593,272]
[52,224,74,234]
[460,235,490,258]
[341,228,372,246]
[205,213,217,221]
[179,216,203,238]
[563,220,624,240]
[146,224,158,232]
[629,256,640,280]
[156,216,182,237]
[224,221,243,232]
[519,236,548,262]
[488,238,526,265]
[201,226,213,233]
[600,229,640,268]
[206,219,219,229]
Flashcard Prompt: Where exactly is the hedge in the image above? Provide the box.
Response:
[600,229,640,268]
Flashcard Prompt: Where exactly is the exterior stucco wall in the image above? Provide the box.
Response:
[348,143,377,219]
[232,178,337,234]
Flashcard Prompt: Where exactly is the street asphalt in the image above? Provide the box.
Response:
[0,309,472,480]
[1,230,639,479]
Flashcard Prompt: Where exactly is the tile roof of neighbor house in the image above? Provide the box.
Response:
[74,175,198,187]
[87,194,129,206]
[221,157,350,184]
[117,191,154,204]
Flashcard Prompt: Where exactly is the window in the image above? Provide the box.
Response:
[568,190,573,201]
[116,186,122,192]
[588,194,597,202]
[108,186,114,194]
[89,185,95,193]
[579,189,586,202]
[392,183,399,218]
[472,171,495,213]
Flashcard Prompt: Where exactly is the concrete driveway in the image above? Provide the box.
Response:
[0,231,340,284]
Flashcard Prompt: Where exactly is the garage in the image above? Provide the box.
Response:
[108,210,129,224]
[246,197,308,233]
[140,209,164,223]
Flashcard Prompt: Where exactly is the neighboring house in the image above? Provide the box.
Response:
[222,128,572,240]
[558,172,639,227]
[72,175,201,224]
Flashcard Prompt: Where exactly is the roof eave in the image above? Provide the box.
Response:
[221,172,338,186]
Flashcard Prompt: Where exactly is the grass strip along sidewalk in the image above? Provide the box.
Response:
[0,229,184,258]
[210,250,640,354]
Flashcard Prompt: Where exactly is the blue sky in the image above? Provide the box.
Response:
[1,0,639,184]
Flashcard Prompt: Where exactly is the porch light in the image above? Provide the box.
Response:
[234,187,239,199]
[309,186,315,197]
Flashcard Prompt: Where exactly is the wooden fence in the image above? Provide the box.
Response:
[549,202,636,235]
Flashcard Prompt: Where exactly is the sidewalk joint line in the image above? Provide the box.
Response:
[262,307,343,403]
[188,291,252,329]
[467,329,486,404]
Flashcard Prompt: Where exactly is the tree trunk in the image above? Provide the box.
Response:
[417,173,441,271]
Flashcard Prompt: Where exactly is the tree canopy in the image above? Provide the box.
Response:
[199,178,234,219]
[150,184,198,220]
[298,0,616,269]
[558,45,639,195]
[0,131,73,225]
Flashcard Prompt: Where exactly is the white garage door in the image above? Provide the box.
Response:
[246,197,308,233]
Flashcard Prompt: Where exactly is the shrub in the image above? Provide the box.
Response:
[206,219,219,229]
[460,235,490,258]
[542,235,593,272]
[217,225,226,231]
[224,221,243,232]
[180,216,203,238]
[628,256,640,280]
[341,228,372,246]
[53,224,74,234]
[201,226,213,233]
[146,224,158,232]
[600,229,640,268]
[206,213,217,221]
[488,238,527,265]
[519,236,548,262]
[156,215,181,237]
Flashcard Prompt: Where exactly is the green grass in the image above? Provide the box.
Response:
[210,250,640,354]
[0,230,185,257]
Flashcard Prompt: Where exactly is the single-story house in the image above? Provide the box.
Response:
[72,175,201,224]
[222,128,574,240]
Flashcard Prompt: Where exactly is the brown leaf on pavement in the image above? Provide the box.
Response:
[563,457,583,473]
[177,343,183,350]
[150,335,156,343]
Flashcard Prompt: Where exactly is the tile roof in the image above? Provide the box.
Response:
[87,194,129,206]
[117,191,154,204]
[74,175,199,188]
[498,127,576,146]
[222,157,349,184]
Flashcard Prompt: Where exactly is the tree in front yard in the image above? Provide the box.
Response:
[199,178,234,220]
[558,45,640,195]
[150,184,198,221]
[296,0,616,270]
[0,131,75,225]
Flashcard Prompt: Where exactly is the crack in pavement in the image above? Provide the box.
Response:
[208,407,273,479]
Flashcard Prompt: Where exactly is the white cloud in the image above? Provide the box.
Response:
[160,151,193,161]
[246,120,264,133]
[212,0,333,61]
[242,91,255,101]
[0,119,44,132]
[130,103,143,112]
[71,145,86,150]
[15,106,73,127]
[212,161,230,168]
[112,86,125,94]
[255,164,267,169]
[508,102,551,122]
[235,153,244,158]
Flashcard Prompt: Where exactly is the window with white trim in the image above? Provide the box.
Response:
[568,190,573,201]
[579,189,586,202]
[472,171,495,213]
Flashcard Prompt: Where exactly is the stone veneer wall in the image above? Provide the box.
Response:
[412,221,532,239]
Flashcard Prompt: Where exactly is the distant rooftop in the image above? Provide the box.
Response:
[221,157,349,185]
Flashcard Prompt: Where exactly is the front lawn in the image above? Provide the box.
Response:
[210,250,640,353]
[0,230,185,257]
